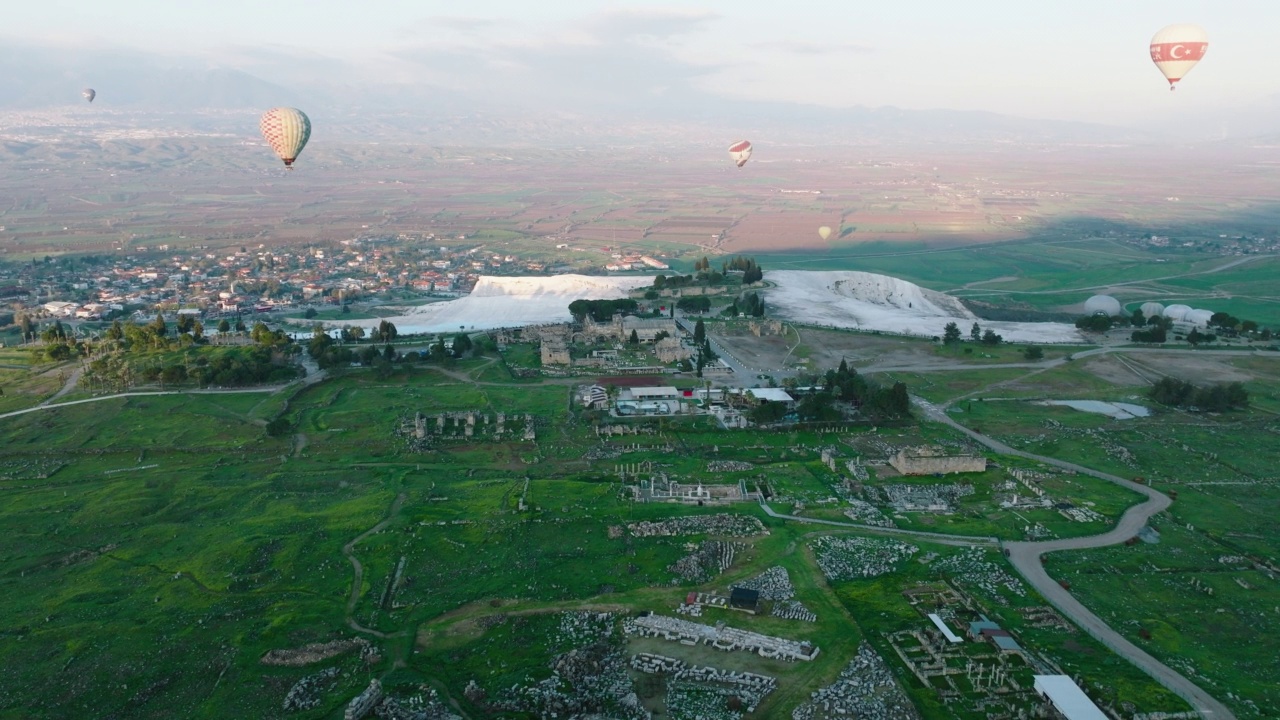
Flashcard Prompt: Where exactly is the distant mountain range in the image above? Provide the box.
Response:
[6,40,1277,147]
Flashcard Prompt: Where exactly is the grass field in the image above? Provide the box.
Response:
[2,338,1269,717]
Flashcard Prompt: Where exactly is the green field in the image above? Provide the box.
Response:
[2,311,1278,719]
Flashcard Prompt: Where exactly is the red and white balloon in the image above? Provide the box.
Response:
[1150,24,1208,91]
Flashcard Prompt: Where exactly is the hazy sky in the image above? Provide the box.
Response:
[7,0,1275,127]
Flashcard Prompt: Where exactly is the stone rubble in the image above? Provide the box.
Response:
[282,667,339,712]
[669,541,742,583]
[933,548,1026,603]
[630,652,777,713]
[731,566,795,600]
[791,642,922,720]
[624,613,819,662]
[628,514,767,538]
[812,536,919,581]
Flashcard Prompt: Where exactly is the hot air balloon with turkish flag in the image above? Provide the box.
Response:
[728,140,753,168]
[1150,24,1208,91]
[259,107,312,168]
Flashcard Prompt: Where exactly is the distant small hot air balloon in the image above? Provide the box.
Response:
[259,107,312,168]
[1150,24,1208,91]
[82,88,95,103]
[728,140,752,168]
[818,226,832,241]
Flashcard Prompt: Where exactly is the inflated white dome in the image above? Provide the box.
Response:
[1185,309,1214,327]
[1139,302,1165,318]
[1084,295,1122,316]
[1163,304,1192,321]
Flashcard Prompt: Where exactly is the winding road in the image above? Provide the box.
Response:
[911,396,1235,719]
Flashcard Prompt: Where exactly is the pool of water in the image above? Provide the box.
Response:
[1038,400,1151,420]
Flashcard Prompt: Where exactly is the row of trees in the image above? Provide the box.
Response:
[83,344,301,393]
[727,292,765,318]
[758,360,911,424]
[942,321,1002,346]
[568,299,639,323]
[307,324,471,372]
[675,296,712,313]
[724,256,764,284]
[1149,377,1248,412]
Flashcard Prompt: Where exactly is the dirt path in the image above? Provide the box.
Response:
[758,503,997,547]
[39,366,83,406]
[344,492,407,618]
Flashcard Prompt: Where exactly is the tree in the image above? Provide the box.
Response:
[376,320,398,343]
[17,313,34,341]
[341,304,351,315]
[235,317,247,333]
[265,417,291,437]
[943,322,962,345]
[1131,326,1167,343]
[1023,346,1044,360]
[304,307,318,319]
[1187,328,1203,347]
[382,344,397,362]
[149,313,167,338]
[1131,308,1145,326]
[970,322,982,342]
[217,318,231,333]
[251,322,273,345]
[694,319,706,344]
[628,329,640,345]
[980,328,1003,346]
[452,333,473,358]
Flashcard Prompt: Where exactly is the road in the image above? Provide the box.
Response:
[675,314,754,380]
[913,396,1236,719]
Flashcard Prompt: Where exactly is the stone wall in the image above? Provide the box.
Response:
[890,446,986,475]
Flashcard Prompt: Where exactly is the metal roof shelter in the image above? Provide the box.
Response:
[729,587,759,611]
[1033,675,1106,720]
[927,614,963,643]
[747,388,794,403]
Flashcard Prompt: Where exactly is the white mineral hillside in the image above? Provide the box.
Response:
[330,274,656,335]
[765,270,1083,343]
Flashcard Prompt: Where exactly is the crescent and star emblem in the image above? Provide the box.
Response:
[1170,44,1187,59]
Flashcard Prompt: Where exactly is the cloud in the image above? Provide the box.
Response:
[578,8,719,44]
[389,9,727,113]
[751,40,875,55]
[399,15,509,40]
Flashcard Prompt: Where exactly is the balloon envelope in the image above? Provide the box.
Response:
[818,226,832,240]
[728,140,752,168]
[82,88,95,103]
[1150,24,1208,90]
[259,107,312,168]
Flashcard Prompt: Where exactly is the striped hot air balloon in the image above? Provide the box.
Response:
[259,107,311,168]
[728,140,752,168]
[1150,24,1208,91]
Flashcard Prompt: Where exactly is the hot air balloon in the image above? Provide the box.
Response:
[82,88,95,103]
[1150,24,1208,91]
[259,107,312,168]
[818,226,832,241]
[728,140,752,168]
